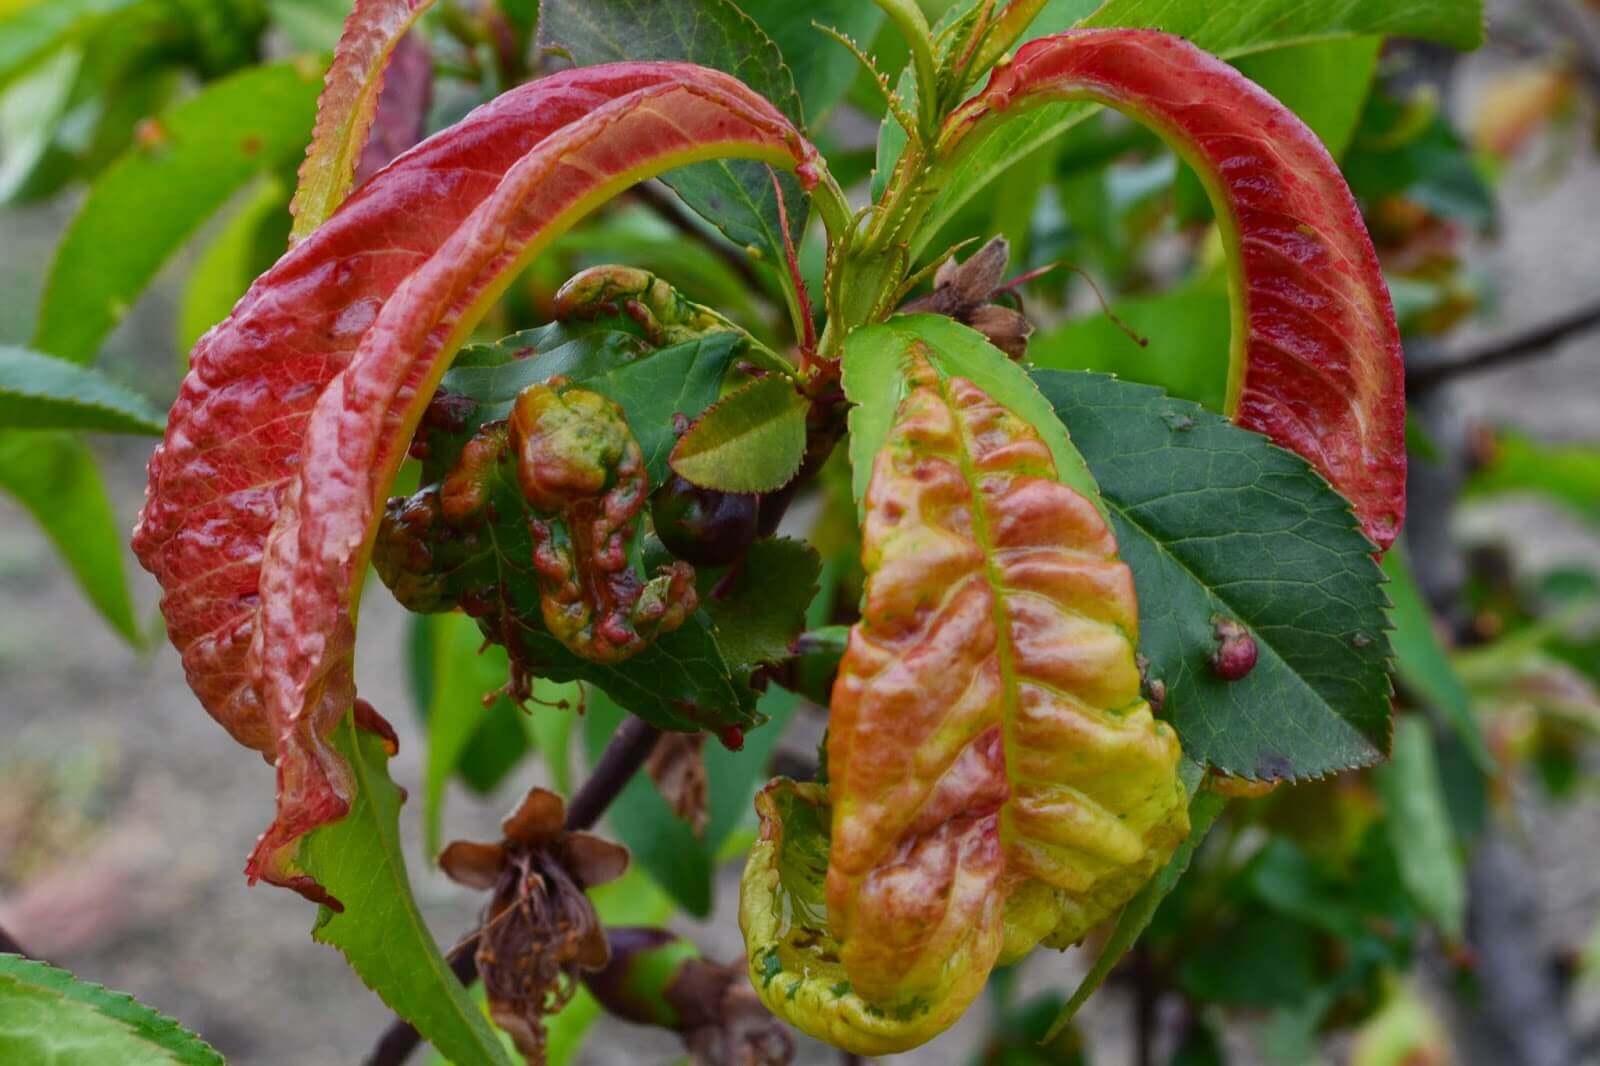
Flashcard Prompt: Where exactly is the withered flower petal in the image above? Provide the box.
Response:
[902,236,1033,359]
[559,831,630,890]
[501,785,568,846]
[646,731,711,837]
[437,840,505,891]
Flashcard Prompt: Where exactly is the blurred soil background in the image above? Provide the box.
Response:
[2,2,1599,1062]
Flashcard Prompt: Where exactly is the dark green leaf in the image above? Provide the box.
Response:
[584,684,802,915]
[1383,544,1492,771]
[670,375,808,494]
[741,0,885,123]
[0,953,222,1065]
[1374,717,1465,938]
[1044,788,1227,1040]
[1178,908,1321,1007]
[538,0,808,264]
[34,59,321,363]
[0,345,164,433]
[0,430,141,643]
[703,536,821,675]
[1035,370,1394,780]
[298,716,514,1066]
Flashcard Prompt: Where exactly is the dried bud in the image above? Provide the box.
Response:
[902,236,1033,359]
[1209,615,1258,681]
[439,787,630,1062]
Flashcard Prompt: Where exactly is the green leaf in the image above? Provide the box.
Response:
[703,537,821,675]
[741,0,885,123]
[0,44,80,201]
[1374,717,1465,938]
[843,314,1100,510]
[1463,430,1600,528]
[1034,370,1394,780]
[1382,544,1492,772]
[298,715,514,1066]
[886,0,1485,260]
[538,0,808,264]
[1029,274,1231,412]
[670,375,808,493]
[0,430,141,643]
[33,59,321,363]
[177,175,291,357]
[0,954,222,1065]
[0,345,164,434]
[1044,788,1227,1040]
[0,0,139,89]
[584,684,803,916]
[408,611,533,855]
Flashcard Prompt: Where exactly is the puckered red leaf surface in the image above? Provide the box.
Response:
[940,30,1406,549]
[131,61,819,901]
[743,329,1188,1055]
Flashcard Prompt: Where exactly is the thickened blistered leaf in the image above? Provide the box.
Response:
[131,62,818,901]
[940,30,1406,550]
[741,348,1188,1055]
[510,381,697,661]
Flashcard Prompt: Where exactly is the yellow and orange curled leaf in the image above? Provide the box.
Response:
[741,346,1187,1054]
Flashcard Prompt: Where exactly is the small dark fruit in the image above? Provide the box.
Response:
[651,475,758,567]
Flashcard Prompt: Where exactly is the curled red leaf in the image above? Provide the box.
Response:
[132,62,818,900]
[942,30,1407,549]
[290,0,438,242]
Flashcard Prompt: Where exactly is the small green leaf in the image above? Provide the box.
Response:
[34,59,322,363]
[0,953,222,1065]
[1383,544,1492,772]
[538,0,808,263]
[0,430,141,643]
[177,175,290,357]
[298,715,514,1066]
[1035,370,1394,781]
[1044,788,1227,1041]
[703,537,821,676]
[584,684,803,916]
[0,345,164,434]
[670,375,808,494]
[1375,717,1465,938]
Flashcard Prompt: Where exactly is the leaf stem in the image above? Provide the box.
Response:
[365,716,663,1066]
[873,0,942,143]
[1407,298,1600,391]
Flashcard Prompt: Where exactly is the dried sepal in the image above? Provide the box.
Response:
[440,787,629,1061]
[901,236,1031,359]
[741,351,1188,1054]
[645,731,710,837]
